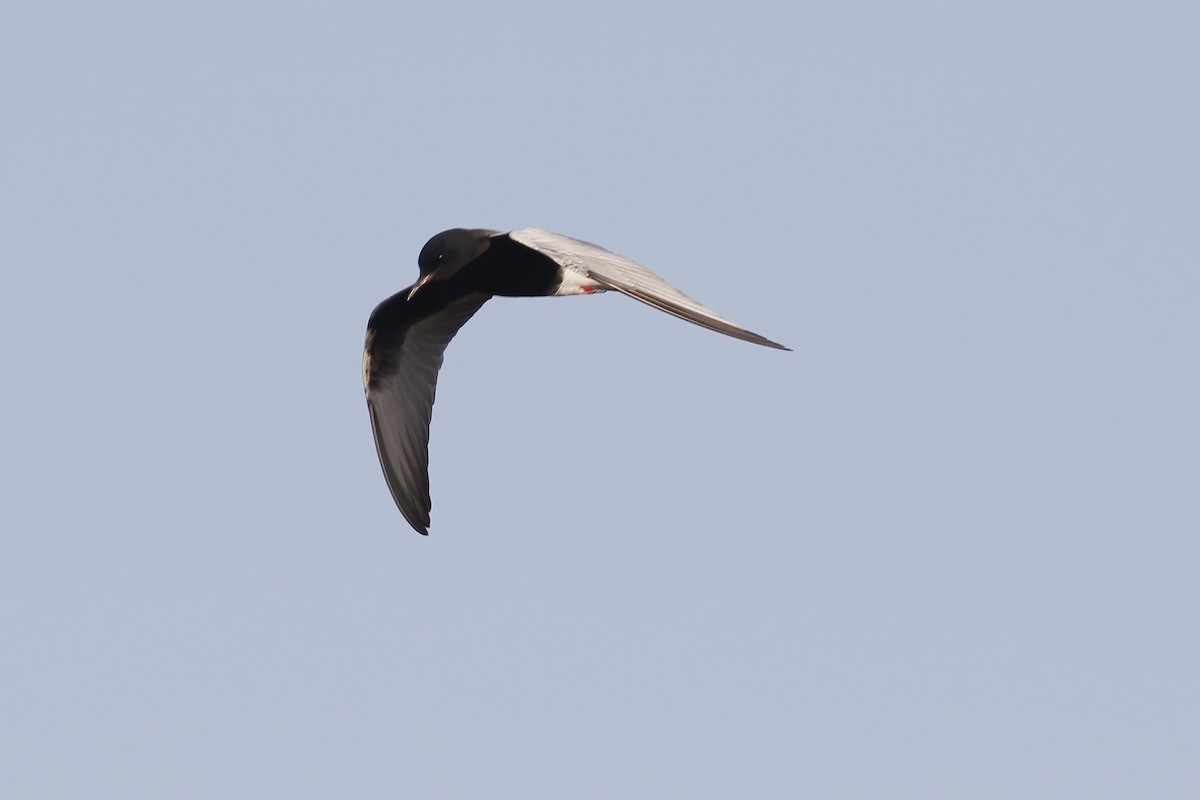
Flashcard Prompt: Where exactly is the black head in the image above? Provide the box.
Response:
[407,228,497,300]
[417,228,496,278]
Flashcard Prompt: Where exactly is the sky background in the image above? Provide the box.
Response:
[2,1,1198,797]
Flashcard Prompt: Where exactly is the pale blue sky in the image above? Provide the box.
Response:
[2,1,1198,797]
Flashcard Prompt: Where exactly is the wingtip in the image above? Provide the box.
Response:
[754,336,792,351]
[400,508,430,536]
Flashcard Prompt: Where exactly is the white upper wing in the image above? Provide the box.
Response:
[508,228,789,350]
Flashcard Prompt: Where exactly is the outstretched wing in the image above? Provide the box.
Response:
[363,291,490,534]
[507,228,789,350]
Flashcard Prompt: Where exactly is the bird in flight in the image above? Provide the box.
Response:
[363,228,789,535]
